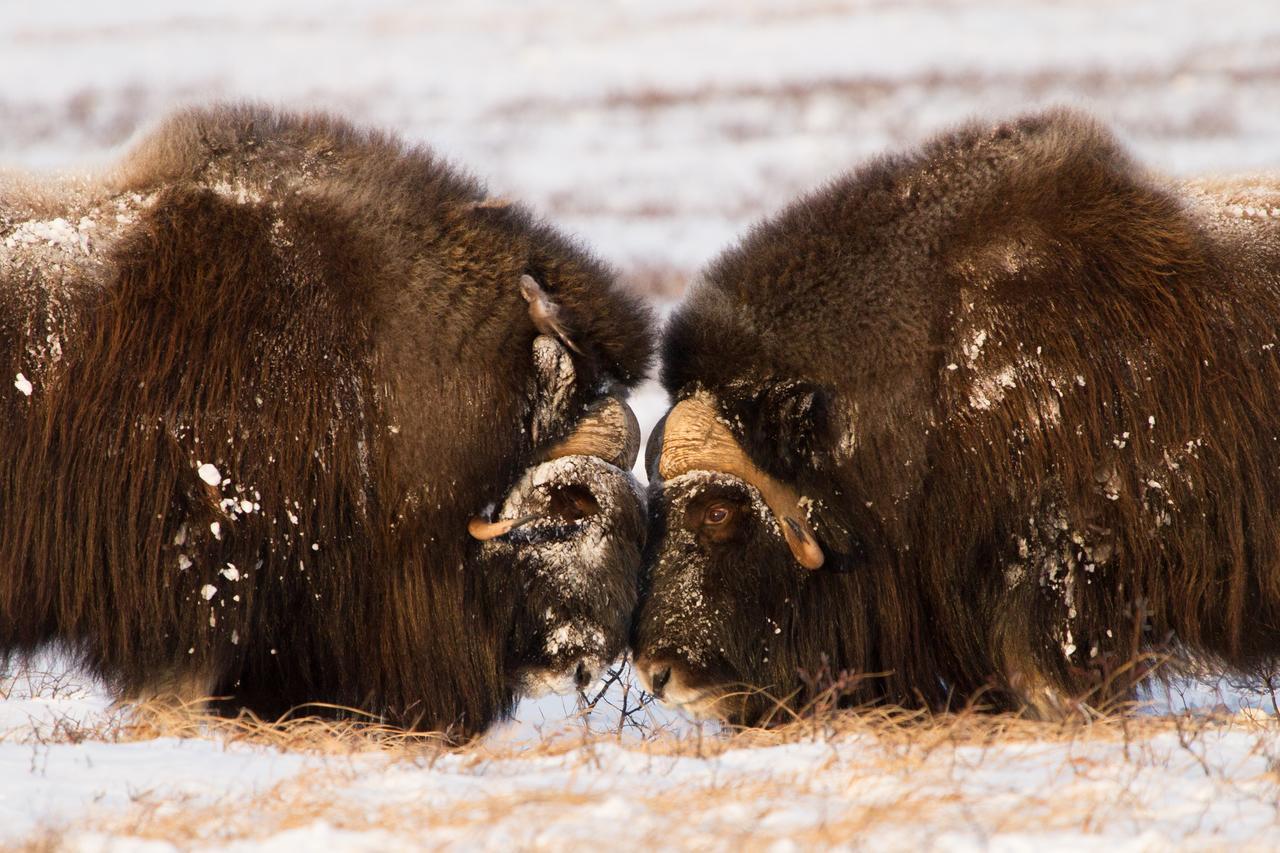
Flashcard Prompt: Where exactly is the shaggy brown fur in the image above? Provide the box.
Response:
[634,108,1280,724]
[0,104,652,736]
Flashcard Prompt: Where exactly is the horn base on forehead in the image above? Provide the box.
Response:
[541,394,640,471]
[658,393,825,570]
[468,395,639,541]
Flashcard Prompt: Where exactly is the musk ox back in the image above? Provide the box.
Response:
[0,104,652,736]
[633,109,1280,724]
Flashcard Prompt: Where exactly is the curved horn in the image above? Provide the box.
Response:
[467,514,540,541]
[468,395,640,542]
[657,394,824,570]
[644,412,669,485]
[542,394,640,471]
[468,516,519,541]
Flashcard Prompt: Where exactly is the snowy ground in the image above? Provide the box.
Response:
[4,1,1280,850]
[7,664,1280,851]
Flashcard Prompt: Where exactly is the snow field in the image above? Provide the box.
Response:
[8,665,1280,850]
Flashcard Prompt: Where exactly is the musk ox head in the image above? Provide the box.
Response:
[632,392,876,725]
[487,453,645,695]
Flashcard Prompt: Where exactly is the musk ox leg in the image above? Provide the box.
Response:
[111,669,218,714]
[991,489,1148,717]
[1001,667,1073,721]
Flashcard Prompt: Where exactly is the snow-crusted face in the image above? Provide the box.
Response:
[486,455,645,697]
[632,471,828,725]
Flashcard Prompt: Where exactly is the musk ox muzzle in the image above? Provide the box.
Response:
[470,391,646,696]
[631,465,827,724]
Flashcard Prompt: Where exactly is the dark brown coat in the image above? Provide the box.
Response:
[0,104,652,736]
[634,109,1280,723]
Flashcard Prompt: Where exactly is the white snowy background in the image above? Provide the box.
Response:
[4,1,1280,849]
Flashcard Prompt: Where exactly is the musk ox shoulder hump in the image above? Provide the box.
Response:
[664,107,1204,398]
[107,103,652,386]
[108,102,483,204]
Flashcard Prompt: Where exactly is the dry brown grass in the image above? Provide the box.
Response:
[9,646,1280,848]
[10,666,1280,851]
[2,693,451,758]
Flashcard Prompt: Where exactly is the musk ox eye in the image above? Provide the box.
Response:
[704,503,733,526]
[682,493,748,543]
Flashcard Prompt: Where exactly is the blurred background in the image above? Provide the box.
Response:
[3,0,1278,733]
[4,0,1278,300]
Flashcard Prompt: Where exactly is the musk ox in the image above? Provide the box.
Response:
[0,104,652,736]
[633,109,1280,724]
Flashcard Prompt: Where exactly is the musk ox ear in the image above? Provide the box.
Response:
[721,379,834,485]
[718,383,875,567]
[807,499,865,566]
[520,274,582,356]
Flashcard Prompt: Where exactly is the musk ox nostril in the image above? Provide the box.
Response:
[573,660,593,690]
[650,665,672,698]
